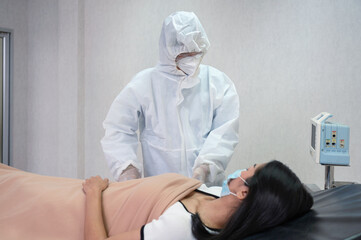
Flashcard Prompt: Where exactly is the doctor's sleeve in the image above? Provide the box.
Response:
[101,85,143,181]
[193,75,240,185]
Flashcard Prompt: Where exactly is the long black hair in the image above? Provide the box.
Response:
[192,160,314,240]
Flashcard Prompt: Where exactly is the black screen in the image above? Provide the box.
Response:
[311,124,316,150]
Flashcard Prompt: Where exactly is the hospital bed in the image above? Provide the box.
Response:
[245,183,361,240]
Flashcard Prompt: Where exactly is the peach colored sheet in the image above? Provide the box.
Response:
[0,164,201,239]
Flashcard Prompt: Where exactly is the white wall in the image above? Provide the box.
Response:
[0,0,28,170]
[23,0,81,178]
[1,0,360,188]
[0,0,82,177]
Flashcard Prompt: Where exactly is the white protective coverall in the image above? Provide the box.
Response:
[101,11,239,186]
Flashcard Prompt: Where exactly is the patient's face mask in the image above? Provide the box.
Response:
[221,169,249,197]
[176,54,203,76]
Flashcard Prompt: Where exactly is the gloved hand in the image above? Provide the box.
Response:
[117,165,141,182]
[192,164,210,183]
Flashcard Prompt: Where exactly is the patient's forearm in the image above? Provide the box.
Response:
[85,190,107,240]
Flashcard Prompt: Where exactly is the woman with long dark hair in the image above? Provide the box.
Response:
[191,160,314,239]
[0,160,313,239]
[81,160,313,239]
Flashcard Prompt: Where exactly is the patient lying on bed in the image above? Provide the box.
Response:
[0,160,313,240]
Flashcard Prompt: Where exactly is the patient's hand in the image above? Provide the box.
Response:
[82,176,109,194]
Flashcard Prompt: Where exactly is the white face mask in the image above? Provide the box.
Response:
[221,169,249,197]
[176,54,203,76]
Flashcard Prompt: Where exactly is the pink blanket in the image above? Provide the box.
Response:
[0,164,201,239]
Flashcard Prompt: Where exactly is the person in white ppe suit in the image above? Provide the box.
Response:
[101,11,239,186]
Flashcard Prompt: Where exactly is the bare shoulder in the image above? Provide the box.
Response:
[181,191,216,214]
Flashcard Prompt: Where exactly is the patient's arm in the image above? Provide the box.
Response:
[83,176,140,240]
[83,176,109,240]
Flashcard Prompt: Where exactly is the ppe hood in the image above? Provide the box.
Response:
[157,11,210,76]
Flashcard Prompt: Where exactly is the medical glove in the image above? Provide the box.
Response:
[193,164,210,183]
[117,164,140,182]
